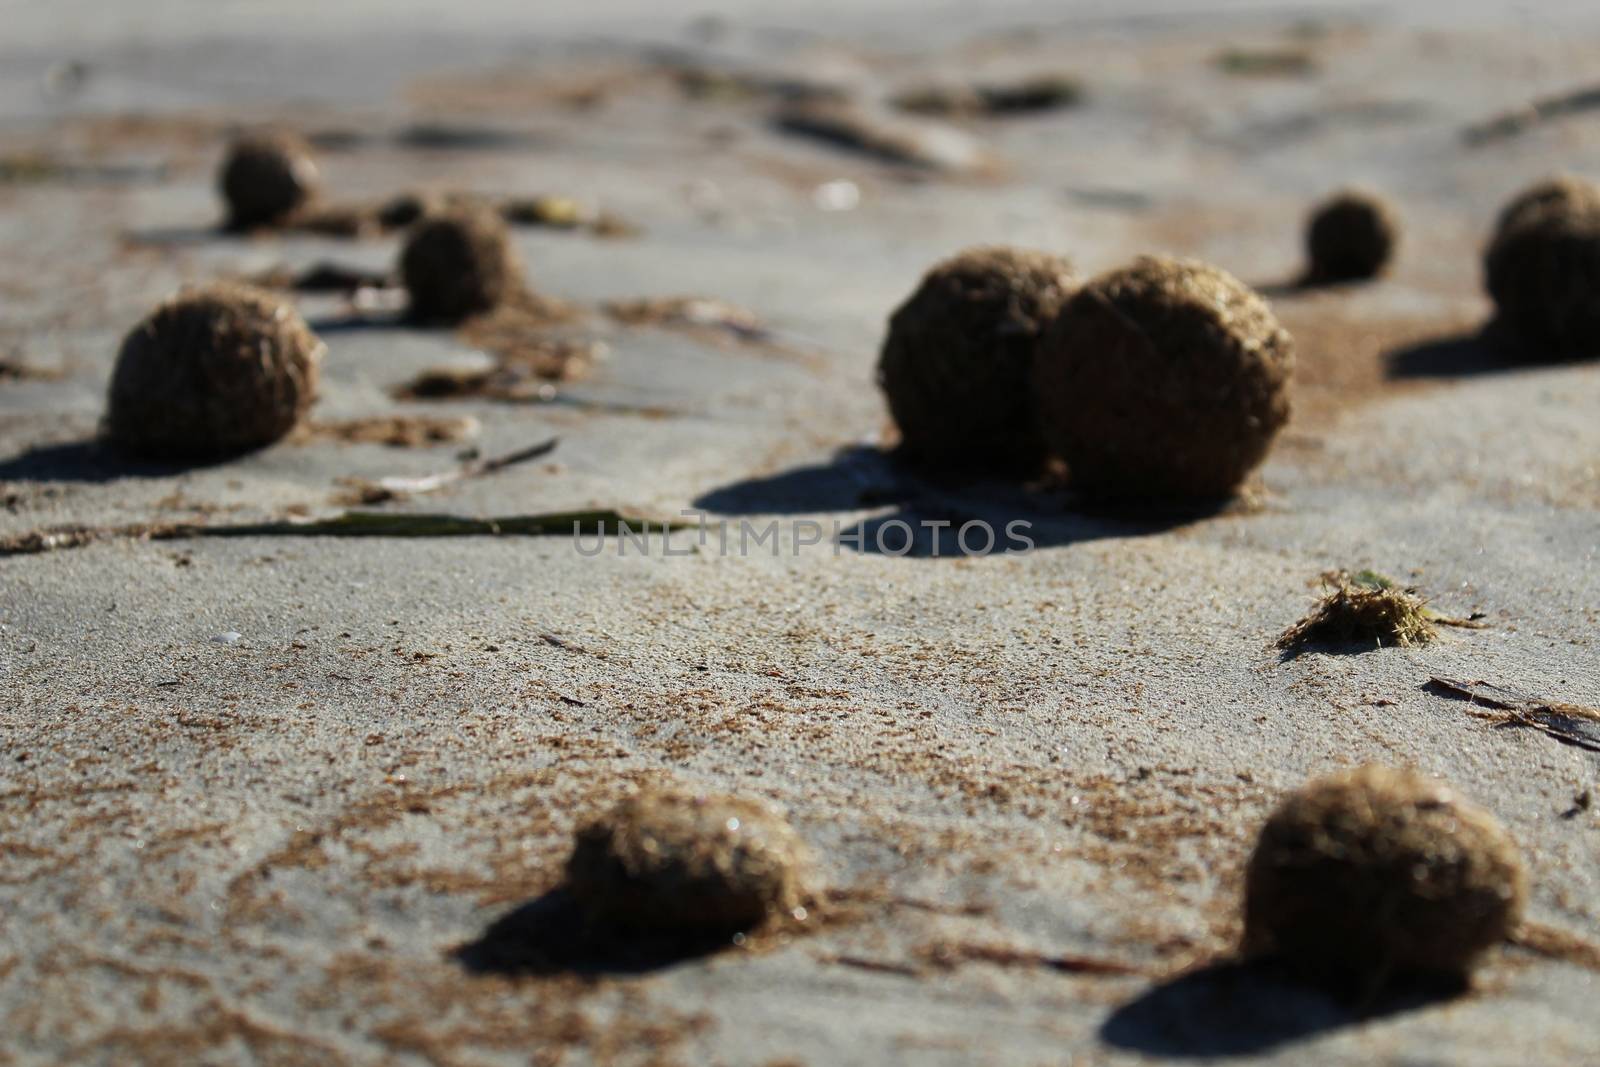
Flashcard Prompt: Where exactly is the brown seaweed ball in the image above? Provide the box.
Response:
[1244,766,1526,988]
[1493,174,1600,234]
[1305,189,1399,283]
[1486,185,1600,359]
[219,132,319,229]
[1034,255,1294,503]
[566,789,812,934]
[400,207,521,323]
[107,284,323,459]
[877,247,1076,475]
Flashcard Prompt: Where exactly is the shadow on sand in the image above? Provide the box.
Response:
[454,889,736,978]
[1384,321,1591,380]
[693,446,1242,558]
[1100,959,1465,1059]
[0,440,230,484]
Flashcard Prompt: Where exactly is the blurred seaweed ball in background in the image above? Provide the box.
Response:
[400,206,523,324]
[218,131,320,230]
[1486,174,1600,360]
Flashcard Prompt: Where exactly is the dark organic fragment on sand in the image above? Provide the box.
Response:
[892,75,1082,117]
[1034,255,1293,503]
[0,354,65,381]
[499,195,638,237]
[603,296,777,349]
[250,261,394,294]
[566,788,813,934]
[1244,765,1526,989]
[390,300,598,402]
[671,60,848,106]
[878,246,1076,475]
[773,101,987,172]
[1463,82,1600,145]
[376,191,440,230]
[107,283,324,459]
[333,436,558,504]
[1426,676,1600,755]
[292,414,479,448]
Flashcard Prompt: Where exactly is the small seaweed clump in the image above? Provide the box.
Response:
[1485,174,1600,359]
[1244,765,1526,989]
[219,131,320,230]
[1277,570,1435,651]
[1034,255,1293,502]
[566,788,813,935]
[399,206,522,324]
[879,246,1077,475]
[1305,189,1400,284]
[107,284,324,458]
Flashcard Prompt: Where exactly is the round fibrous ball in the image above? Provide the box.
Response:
[107,284,323,459]
[1493,174,1600,234]
[399,207,521,323]
[1033,255,1294,502]
[566,789,812,934]
[1486,179,1600,359]
[1244,765,1526,987]
[877,246,1076,475]
[219,132,320,229]
[1305,189,1399,283]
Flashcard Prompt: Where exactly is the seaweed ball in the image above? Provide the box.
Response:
[1305,189,1399,283]
[566,788,812,934]
[1486,181,1600,359]
[219,132,319,229]
[1033,255,1294,503]
[1493,174,1600,234]
[107,284,323,459]
[399,207,521,323]
[877,247,1076,476]
[1244,765,1526,988]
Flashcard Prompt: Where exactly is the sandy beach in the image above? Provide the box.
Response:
[3,2,1600,1063]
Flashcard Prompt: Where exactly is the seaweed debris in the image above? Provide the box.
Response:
[1278,570,1485,653]
[1426,677,1600,755]
[0,507,683,558]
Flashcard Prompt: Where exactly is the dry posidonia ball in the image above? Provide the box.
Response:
[107,284,323,459]
[219,131,320,230]
[566,789,813,934]
[1305,189,1400,283]
[1244,765,1526,988]
[1493,173,1600,234]
[1034,255,1294,503]
[400,206,522,323]
[877,246,1076,475]
[1486,176,1600,359]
